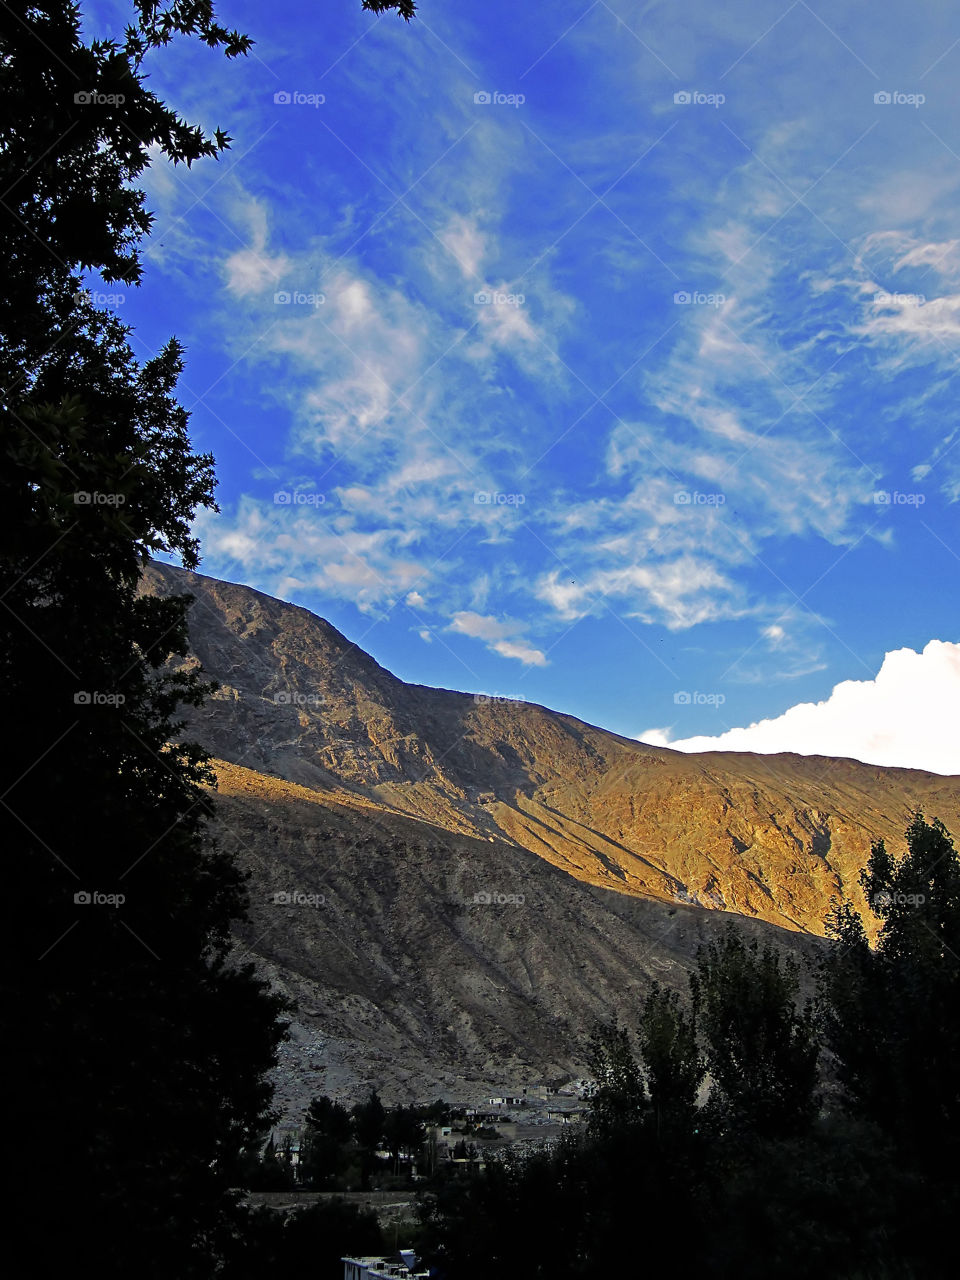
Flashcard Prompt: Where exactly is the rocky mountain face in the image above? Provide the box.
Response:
[140,561,960,1112]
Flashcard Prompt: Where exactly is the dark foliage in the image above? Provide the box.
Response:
[301,1095,355,1188]
[351,1089,388,1189]
[1,2,416,1274]
[691,924,820,1138]
[422,816,960,1279]
[221,1200,386,1279]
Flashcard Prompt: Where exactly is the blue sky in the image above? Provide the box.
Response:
[84,1,960,771]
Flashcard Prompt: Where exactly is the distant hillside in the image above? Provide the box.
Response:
[139,561,960,1109]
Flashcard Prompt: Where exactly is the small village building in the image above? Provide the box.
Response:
[545,1106,584,1125]
[342,1252,428,1280]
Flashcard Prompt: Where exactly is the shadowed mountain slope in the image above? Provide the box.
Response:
[140,561,960,1106]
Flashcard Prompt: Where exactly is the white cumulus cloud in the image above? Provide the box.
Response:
[639,640,960,775]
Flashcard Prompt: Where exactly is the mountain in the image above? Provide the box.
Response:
[139,561,960,1111]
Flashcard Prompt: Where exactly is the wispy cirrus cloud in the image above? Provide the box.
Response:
[448,611,548,666]
[113,0,960,757]
[223,196,292,296]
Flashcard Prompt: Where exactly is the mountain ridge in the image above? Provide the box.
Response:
[139,560,960,1107]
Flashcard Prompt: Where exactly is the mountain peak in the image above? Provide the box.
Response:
[139,562,960,1106]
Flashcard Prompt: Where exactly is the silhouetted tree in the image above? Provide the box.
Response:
[301,1095,354,1188]
[585,1019,646,1135]
[691,925,820,1139]
[383,1103,426,1175]
[2,3,415,1274]
[352,1090,387,1188]
[422,1097,452,1125]
[242,1133,296,1191]
[820,812,960,1271]
[824,813,960,1165]
[637,981,705,1138]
